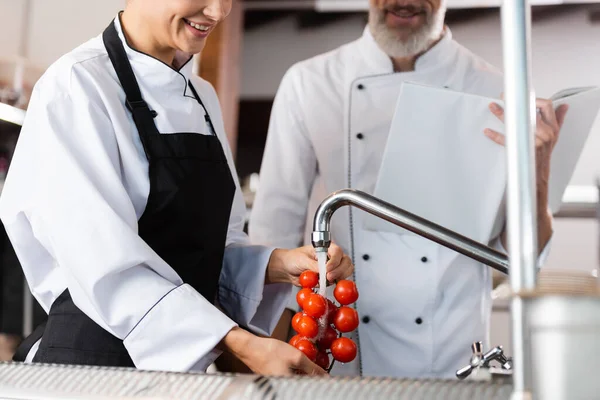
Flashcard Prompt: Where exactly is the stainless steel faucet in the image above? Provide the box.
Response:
[456,341,513,380]
[311,189,510,275]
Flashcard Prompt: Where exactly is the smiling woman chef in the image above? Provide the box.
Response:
[0,0,353,375]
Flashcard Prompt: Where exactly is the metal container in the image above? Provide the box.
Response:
[526,293,600,400]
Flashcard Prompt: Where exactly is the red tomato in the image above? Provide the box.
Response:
[334,280,359,305]
[291,312,303,333]
[295,315,318,338]
[315,350,330,370]
[295,339,318,362]
[299,271,319,289]
[330,337,357,363]
[333,306,359,333]
[289,334,302,347]
[326,299,338,324]
[296,288,313,309]
[304,294,327,318]
[317,325,338,350]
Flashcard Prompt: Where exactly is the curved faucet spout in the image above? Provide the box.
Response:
[311,189,509,275]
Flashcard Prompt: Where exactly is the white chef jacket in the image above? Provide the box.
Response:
[0,17,291,372]
[249,26,551,378]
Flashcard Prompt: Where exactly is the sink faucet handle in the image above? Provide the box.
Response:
[456,341,485,380]
[471,341,483,356]
[457,343,513,379]
[456,364,474,380]
[482,345,512,369]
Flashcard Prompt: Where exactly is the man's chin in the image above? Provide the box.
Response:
[386,27,421,44]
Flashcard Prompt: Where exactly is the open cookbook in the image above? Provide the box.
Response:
[364,82,600,242]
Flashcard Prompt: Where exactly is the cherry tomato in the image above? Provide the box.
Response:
[295,339,318,362]
[295,315,318,338]
[289,334,302,347]
[304,293,327,318]
[334,280,359,305]
[331,337,357,363]
[296,288,314,308]
[326,299,338,324]
[299,271,319,289]
[333,306,359,333]
[291,312,304,333]
[317,325,338,350]
[315,350,330,370]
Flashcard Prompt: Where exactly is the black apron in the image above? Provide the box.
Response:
[13,20,236,367]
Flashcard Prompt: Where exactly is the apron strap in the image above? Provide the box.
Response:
[102,19,158,161]
[188,82,217,137]
[12,321,47,362]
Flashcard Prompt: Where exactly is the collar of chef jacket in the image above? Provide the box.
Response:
[113,14,196,99]
[357,25,456,75]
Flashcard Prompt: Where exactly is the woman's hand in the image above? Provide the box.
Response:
[219,327,327,376]
[266,243,354,286]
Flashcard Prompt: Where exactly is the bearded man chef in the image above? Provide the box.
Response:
[249,0,568,378]
[0,0,354,375]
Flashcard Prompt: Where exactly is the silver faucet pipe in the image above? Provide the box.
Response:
[501,0,537,396]
[311,189,509,275]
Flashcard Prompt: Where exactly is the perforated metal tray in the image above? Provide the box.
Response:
[0,362,513,400]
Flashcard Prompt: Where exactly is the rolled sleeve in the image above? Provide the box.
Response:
[218,245,292,336]
[124,284,236,371]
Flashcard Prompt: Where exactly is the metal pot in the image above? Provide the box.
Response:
[526,293,600,400]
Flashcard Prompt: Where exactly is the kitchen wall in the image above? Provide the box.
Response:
[0,0,124,70]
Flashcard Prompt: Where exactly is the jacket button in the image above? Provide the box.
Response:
[421,256,428,263]
[415,317,423,325]
[356,133,364,140]
[362,316,370,323]
[362,254,370,261]
[357,84,365,90]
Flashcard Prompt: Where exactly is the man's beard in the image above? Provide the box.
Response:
[368,3,447,59]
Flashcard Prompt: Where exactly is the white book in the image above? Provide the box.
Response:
[364,82,600,243]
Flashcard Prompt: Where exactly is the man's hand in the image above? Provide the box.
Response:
[483,97,569,251]
[484,98,569,192]
[266,243,354,287]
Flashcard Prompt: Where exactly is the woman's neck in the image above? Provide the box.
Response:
[120,9,177,66]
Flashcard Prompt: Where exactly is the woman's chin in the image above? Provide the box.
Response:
[177,40,206,56]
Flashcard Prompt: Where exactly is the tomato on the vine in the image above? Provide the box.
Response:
[315,350,330,370]
[289,334,302,348]
[296,288,314,309]
[304,293,327,318]
[299,271,319,289]
[317,325,338,350]
[333,306,359,333]
[331,337,357,363]
[326,299,338,324]
[291,312,304,333]
[295,339,318,362]
[295,315,318,338]
[334,280,359,305]
[291,275,360,368]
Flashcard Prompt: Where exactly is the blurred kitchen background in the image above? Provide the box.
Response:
[1,0,600,360]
